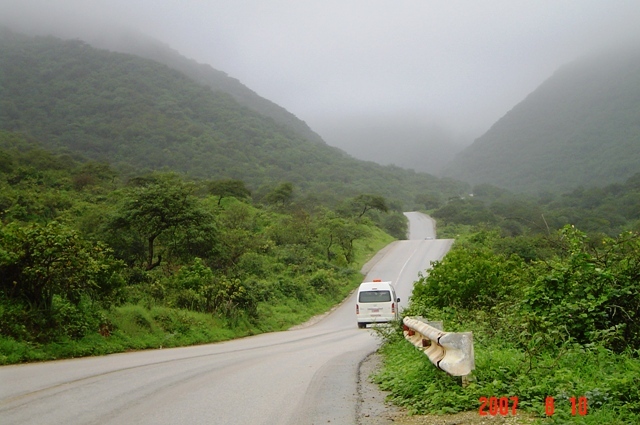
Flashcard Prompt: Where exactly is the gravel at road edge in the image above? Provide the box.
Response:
[357,351,403,424]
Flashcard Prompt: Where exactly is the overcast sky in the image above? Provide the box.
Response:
[2,0,640,147]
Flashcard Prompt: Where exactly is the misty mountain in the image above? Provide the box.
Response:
[51,28,466,176]
[78,29,326,146]
[442,44,640,194]
[0,29,467,206]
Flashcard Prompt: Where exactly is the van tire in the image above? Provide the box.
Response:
[357,322,367,329]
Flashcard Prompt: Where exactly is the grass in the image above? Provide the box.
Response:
[353,225,396,266]
[372,327,640,424]
[0,307,247,364]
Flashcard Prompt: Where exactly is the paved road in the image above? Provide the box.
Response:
[0,212,452,425]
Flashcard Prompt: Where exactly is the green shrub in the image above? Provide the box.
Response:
[166,259,258,320]
[378,225,640,423]
[408,243,524,313]
[0,295,105,342]
[0,221,124,311]
[309,269,339,295]
[523,226,640,352]
[236,252,269,277]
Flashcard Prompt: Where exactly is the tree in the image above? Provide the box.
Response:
[0,221,123,311]
[264,182,293,206]
[72,161,117,190]
[415,192,443,210]
[382,213,408,239]
[318,211,370,264]
[207,179,251,205]
[110,174,214,270]
[432,198,496,225]
[353,194,388,218]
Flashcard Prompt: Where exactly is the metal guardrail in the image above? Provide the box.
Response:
[402,316,475,378]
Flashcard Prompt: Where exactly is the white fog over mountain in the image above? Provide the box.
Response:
[2,1,640,174]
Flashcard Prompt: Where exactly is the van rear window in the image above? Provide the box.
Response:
[358,290,392,303]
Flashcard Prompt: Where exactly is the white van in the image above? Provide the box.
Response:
[355,280,400,328]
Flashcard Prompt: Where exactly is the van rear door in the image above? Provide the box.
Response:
[357,289,394,322]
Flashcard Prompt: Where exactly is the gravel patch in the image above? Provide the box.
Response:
[357,351,403,424]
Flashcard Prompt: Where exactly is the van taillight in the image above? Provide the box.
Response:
[356,304,359,314]
[391,302,395,313]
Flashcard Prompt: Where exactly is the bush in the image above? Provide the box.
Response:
[308,269,339,295]
[409,242,524,314]
[0,221,124,311]
[167,259,258,320]
[523,226,640,352]
[0,295,104,342]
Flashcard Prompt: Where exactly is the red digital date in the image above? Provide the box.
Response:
[480,395,588,417]
[545,396,588,416]
[478,396,519,416]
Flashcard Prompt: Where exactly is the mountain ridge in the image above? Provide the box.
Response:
[79,28,327,146]
[442,43,640,194]
[0,29,467,207]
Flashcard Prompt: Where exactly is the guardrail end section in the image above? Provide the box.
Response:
[438,331,475,376]
[402,316,475,377]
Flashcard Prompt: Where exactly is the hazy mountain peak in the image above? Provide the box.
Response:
[442,43,640,194]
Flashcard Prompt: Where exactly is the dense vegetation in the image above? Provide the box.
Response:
[0,131,399,363]
[2,25,640,423]
[0,30,468,364]
[443,43,640,194]
[79,27,327,146]
[425,178,640,240]
[0,29,468,208]
[374,184,640,424]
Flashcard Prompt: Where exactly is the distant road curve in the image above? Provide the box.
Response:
[0,212,452,425]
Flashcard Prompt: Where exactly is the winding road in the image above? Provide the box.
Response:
[0,212,452,425]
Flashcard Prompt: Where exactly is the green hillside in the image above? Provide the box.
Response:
[0,29,467,207]
[83,29,326,145]
[442,44,640,194]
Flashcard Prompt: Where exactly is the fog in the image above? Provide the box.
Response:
[2,1,640,171]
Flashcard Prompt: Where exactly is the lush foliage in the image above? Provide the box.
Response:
[432,176,640,238]
[79,27,328,146]
[376,227,640,423]
[0,133,395,363]
[409,227,640,353]
[522,227,640,353]
[0,29,469,209]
